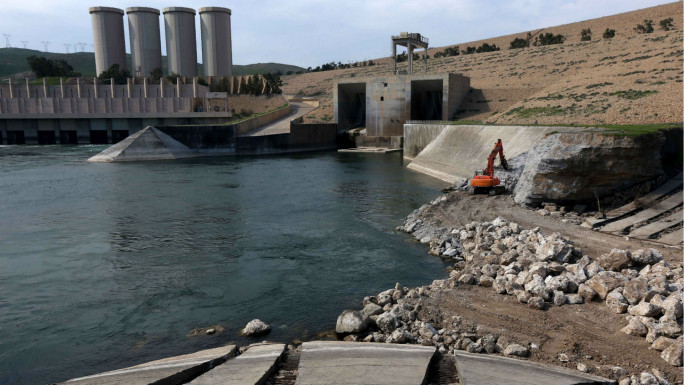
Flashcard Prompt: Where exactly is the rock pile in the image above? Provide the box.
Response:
[331,209,684,376]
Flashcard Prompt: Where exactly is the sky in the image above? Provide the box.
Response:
[0,0,676,68]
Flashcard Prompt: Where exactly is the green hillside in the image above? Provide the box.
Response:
[0,48,305,78]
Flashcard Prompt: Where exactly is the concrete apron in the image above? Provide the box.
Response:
[405,124,561,184]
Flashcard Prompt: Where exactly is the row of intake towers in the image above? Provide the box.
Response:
[90,6,232,79]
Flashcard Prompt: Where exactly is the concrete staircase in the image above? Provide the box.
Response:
[60,341,616,385]
[583,173,683,246]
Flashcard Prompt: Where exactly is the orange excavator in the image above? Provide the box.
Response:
[468,139,509,195]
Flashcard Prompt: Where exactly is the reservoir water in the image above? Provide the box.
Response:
[0,146,449,385]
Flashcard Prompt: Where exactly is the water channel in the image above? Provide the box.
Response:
[0,146,450,384]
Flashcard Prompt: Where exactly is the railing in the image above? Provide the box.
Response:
[392,33,429,45]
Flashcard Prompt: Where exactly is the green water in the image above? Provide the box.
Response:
[0,146,449,384]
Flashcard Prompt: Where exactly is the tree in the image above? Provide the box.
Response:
[603,28,616,39]
[367,60,375,66]
[510,37,529,49]
[262,73,283,94]
[581,28,592,41]
[26,55,79,77]
[634,19,654,34]
[463,46,476,54]
[660,18,674,31]
[98,64,130,85]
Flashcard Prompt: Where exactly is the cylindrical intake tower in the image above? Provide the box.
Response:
[89,7,127,75]
[199,7,233,77]
[126,7,162,78]
[162,7,197,77]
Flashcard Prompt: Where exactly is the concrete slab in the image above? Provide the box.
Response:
[658,228,683,245]
[584,174,682,228]
[600,191,683,233]
[628,210,683,238]
[189,342,285,385]
[338,147,402,154]
[453,351,615,385]
[295,341,435,385]
[62,345,236,385]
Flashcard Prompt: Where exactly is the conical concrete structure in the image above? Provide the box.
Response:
[88,126,195,162]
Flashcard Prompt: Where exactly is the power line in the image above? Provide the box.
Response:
[63,43,70,53]
[41,41,50,52]
[3,34,11,48]
[21,41,28,49]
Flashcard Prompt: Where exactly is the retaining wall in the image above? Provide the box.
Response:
[405,123,557,183]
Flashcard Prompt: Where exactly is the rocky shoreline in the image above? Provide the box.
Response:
[335,195,683,385]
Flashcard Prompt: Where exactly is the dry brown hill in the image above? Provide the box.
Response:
[282,2,683,126]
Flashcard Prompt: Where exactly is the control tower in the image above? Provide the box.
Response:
[391,33,429,75]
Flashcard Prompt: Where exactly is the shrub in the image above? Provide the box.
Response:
[165,72,180,83]
[463,46,476,54]
[197,77,209,87]
[634,19,654,34]
[510,37,529,49]
[603,28,616,39]
[434,46,460,58]
[98,64,130,85]
[475,43,500,53]
[534,33,566,46]
[581,29,592,41]
[660,18,674,31]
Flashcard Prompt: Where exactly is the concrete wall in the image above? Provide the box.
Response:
[234,104,291,136]
[158,116,337,155]
[226,94,287,115]
[199,7,232,77]
[163,7,197,77]
[127,7,162,77]
[0,115,235,145]
[403,123,447,159]
[90,7,127,74]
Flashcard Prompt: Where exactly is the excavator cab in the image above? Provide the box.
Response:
[468,139,508,196]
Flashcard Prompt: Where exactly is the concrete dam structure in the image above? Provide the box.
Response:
[334,73,469,139]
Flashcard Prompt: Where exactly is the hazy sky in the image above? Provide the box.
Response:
[0,0,676,68]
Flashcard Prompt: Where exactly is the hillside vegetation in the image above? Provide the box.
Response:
[0,48,304,78]
[283,2,683,126]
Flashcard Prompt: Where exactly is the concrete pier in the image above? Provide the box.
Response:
[61,345,236,385]
[295,341,435,385]
[190,343,285,385]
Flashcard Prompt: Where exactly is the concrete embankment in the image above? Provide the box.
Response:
[404,123,682,205]
[404,123,559,183]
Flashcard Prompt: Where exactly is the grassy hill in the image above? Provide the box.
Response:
[283,1,683,126]
[0,48,305,78]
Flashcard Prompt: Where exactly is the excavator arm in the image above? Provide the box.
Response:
[484,139,508,177]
